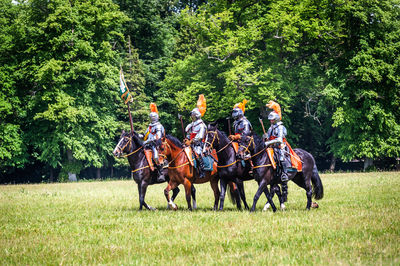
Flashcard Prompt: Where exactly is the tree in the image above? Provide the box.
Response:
[0,0,28,173]
[14,0,129,180]
[327,0,400,166]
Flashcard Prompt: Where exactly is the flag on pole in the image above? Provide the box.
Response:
[119,69,132,104]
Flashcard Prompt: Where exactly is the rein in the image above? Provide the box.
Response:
[205,130,241,168]
[123,146,143,157]
[161,139,190,169]
[206,130,234,154]
[242,136,272,169]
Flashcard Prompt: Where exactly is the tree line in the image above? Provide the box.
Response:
[1,0,399,183]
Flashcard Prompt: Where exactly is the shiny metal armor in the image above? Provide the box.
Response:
[144,121,165,164]
[265,121,287,161]
[185,119,206,155]
[233,116,253,136]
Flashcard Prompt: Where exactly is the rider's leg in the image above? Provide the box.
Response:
[279,148,289,202]
[194,145,205,179]
[152,146,166,183]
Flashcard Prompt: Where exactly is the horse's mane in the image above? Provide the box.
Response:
[166,135,183,148]
[218,130,229,139]
[130,131,144,146]
[252,133,265,151]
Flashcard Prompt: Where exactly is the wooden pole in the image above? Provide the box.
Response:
[127,102,134,133]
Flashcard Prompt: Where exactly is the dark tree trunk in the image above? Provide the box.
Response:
[329,155,336,172]
[67,149,77,182]
[363,158,374,171]
[96,168,101,179]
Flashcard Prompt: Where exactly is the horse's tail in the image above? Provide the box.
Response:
[311,164,324,200]
[227,182,237,205]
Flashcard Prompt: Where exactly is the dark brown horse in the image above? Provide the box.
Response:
[204,124,277,211]
[113,130,195,210]
[159,135,221,211]
[238,134,324,211]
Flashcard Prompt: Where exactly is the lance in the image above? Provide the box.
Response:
[226,116,231,136]
[178,113,185,139]
[259,117,266,135]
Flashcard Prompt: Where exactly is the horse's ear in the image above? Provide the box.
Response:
[209,121,218,128]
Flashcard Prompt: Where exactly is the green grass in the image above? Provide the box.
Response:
[1,172,399,265]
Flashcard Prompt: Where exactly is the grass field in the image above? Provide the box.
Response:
[1,172,400,265]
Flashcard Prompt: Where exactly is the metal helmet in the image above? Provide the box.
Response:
[191,108,201,121]
[268,111,280,124]
[232,108,244,120]
[149,112,159,123]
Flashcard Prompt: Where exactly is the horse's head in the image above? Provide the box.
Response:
[204,123,220,155]
[113,130,132,158]
[237,134,255,160]
[159,135,182,160]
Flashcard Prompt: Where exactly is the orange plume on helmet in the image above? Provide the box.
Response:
[266,100,281,120]
[233,99,248,113]
[150,102,158,114]
[196,94,206,117]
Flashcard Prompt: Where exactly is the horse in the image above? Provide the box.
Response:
[113,130,196,210]
[238,133,324,211]
[204,124,278,211]
[159,135,221,211]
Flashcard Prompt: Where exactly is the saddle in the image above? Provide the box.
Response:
[144,149,164,172]
[183,146,217,172]
[266,145,302,172]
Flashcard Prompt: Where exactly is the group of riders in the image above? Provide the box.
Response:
[139,96,293,198]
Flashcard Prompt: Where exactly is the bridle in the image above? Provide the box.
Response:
[204,130,233,154]
[238,135,255,155]
[115,135,144,157]
[160,138,188,169]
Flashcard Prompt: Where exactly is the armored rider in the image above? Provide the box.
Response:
[184,94,207,178]
[142,103,166,183]
[229,99,252,141]
[263,100,289,202]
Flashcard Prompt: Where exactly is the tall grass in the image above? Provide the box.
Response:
[1,172,399,264]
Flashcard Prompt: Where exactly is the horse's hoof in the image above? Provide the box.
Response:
[168,202,178,211]
[311,202,319,208]
[280,203,286,211]
[263,203,271,211]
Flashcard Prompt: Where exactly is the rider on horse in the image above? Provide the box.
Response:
[142,103,166,183]
[263,100,289,201]
[184,95,207,178]
[228,100,254,171]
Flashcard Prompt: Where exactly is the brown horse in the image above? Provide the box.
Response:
[159,135,221,211]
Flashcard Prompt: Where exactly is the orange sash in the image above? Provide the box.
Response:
[144,149,155,171]
[232,142,239,154]
[267,147,277,169]
[183,147,194,167]
[269,137,302,171]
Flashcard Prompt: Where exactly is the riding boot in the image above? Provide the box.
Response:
[156,164,166,183]
[281,160,289,202]
[197,157,205,179]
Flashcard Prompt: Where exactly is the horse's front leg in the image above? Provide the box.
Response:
[164,181,179,210]
[183,178,193,211]
[171,187,180,202]
[236,180,249,210]
[305,177,313,210]
[218,178,228,211]
[210,177,220,211]
[251,179,277,212]
[138,181,154,211]
[263,184,285,211]
[190,184,197,210]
